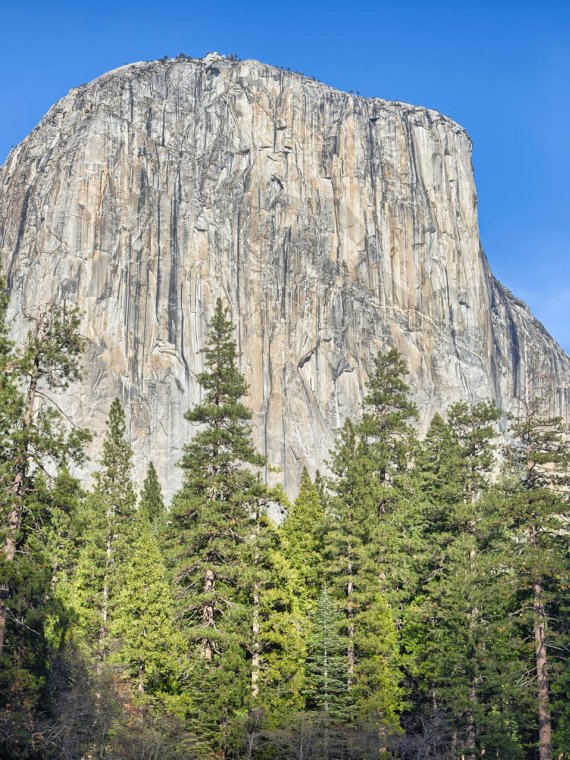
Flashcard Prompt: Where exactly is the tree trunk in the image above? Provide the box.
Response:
[465,683,477,759]
[138,661,145,695]
[323,638,329,713]
[99,523,113,654]
[465,540,479,759]
[534,577,552,760]
[347,546,355,687]
[0,353,40,654]
[251,582,260,700]
[202,568,215,661]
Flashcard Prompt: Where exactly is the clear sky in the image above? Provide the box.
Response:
[1,0,568,352]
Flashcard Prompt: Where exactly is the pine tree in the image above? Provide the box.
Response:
[282,468,326,613]
[169,298,273,753]
[326,349,418,736]
[252,512,306,722]
[140,461,166,526]
[73,399,136,654]
[447,400,501,514]
[33,466,85,646]
[110,514,187,710]
[306,587,352,721]
[0,293,89,754]
[551,582,570,757]
[0,302,88,652]
[499,399,570,760]
[402,402,529,758]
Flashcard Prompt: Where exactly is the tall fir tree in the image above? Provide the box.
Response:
[401,401,530,759]
[252,510,306,722]
[499,399,570,760]
[72,399,136,655]
[326,349,418,737]
[110,513,187,711]
[306,586,353,722]
[447,400,501,515]
[169,298,277,754]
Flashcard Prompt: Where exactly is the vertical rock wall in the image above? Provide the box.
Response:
[1,56,568,497]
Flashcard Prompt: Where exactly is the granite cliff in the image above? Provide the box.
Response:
[1,54,569,496]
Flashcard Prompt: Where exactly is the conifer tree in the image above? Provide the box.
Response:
[169,298,274,753]
[403,402,523,758]
[73,399,136,654]
[326,349,418,735]
[0,292,89,753]
[306,586,352,721]
[140,461,166,526]
[253,512,306,721]
[110,514,186,709]
[33,466,85,646]
[282,468,326,613]
[499,399,570,760]
[447,400,501,512]
[42,467,85,591]
[552,585,570,757]
[0,302,88,653]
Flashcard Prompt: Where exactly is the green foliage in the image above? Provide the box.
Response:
[0,291,90,757]
[1,280,567,758]
[110,515,187,708]
[94,398,137,515]
[72,399,136,653]
[496,400,570,755]
[251,513,306,721]
[139,461,166,525]
[447,400,501,509]
[306,587,353,721]
[325,349,418,734]
[169,299,278,752]
[282,468,326,611]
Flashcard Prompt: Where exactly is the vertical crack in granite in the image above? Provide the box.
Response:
[0,55,568,498]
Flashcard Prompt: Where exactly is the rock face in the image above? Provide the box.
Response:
[1,55,569,497]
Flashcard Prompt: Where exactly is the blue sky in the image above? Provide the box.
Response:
[1,0,568,352]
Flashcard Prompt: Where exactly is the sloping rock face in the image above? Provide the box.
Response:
[1,55,569,497]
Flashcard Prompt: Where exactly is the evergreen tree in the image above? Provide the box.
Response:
[110,515,187,710]
[447,400,501,513]
[282,468,326,612]
[402,402,530,758]
[326,349,418,736]
[253,511,306,722]
[0,303,88,651]
[140,461,166,526]
[499,399,570,760]
[306,586,352,721]
[551,582,570,757]
[42,467,85,592]
[73,399,136,654]
[32,467,85,646]
[0,295,89,755]
[169,298,273,753]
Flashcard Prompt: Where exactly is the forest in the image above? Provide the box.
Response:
[0,285,568,760]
